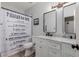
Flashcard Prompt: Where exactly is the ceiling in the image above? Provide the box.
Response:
[1,2,37,13]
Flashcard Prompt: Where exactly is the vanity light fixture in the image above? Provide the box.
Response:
[51,2,68,9]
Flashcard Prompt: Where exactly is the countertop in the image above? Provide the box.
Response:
[32,36,77,44]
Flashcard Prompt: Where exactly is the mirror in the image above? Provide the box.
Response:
[63,3,76,39]
[43,10,57,35]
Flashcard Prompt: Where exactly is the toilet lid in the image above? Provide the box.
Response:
[24,42,33,49]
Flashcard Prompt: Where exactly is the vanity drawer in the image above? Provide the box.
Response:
[48,46,61,57]
[47,39,61,50]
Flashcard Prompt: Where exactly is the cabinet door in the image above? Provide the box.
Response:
[34,38,44,57]
[35,38,48,57]
[35,44,44,57]
[46,39,62,57]
[47,39,61,50]
[47,46,61,57]
[75,49,79,57]
[62,43,76,57]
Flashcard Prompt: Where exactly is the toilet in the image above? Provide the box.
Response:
[24,42,34,57]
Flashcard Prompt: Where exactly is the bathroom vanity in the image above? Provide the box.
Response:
[32,36,79,57]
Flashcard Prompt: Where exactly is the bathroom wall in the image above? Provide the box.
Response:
[25,2,63,36]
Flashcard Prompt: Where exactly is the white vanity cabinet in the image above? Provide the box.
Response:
[32,36,77,57]
[61,43,76,57]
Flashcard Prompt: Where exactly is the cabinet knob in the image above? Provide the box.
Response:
[76,44,79,50]
[72,44,76,49]
[72,44,79,50]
